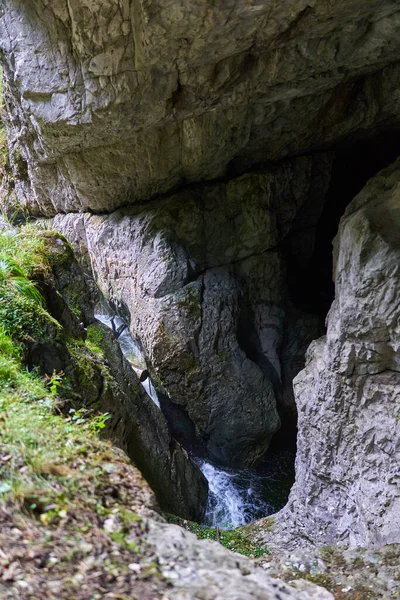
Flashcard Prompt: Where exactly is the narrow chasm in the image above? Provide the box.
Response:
[192,131,400,529]
[42,132,400,531]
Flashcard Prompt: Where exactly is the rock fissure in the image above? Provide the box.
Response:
[1,4,400,596]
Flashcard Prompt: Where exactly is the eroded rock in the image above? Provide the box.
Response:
[28,231,208,522]
[145,521,335,600]
[257,157,400,549]
[1,1,400,213]
[52,155,331,466]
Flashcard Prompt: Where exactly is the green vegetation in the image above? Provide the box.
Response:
[165,515,270,558]
[0,227,61,341]
[177,285,202,320]
[85,323,106,355]
[0,226,108,507]
[0,225,167,597]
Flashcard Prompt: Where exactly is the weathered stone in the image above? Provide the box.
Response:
[52,155,331,466]
[145,521,335,600]
[256,158,400,549]
[90,324,209,522]
[258,542,400,599]
[26,231,208,522]
[2,1,400,214]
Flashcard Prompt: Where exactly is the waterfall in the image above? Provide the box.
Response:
[94,308,295,528]
[196,451,295,529]
[197,461,270,528]
[94,310,160,408]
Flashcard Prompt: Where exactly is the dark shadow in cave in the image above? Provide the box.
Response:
[248,130,400,521]
[285,130,400,318]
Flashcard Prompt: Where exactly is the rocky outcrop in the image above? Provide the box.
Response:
[2,1,400,214]
[2,0,400,559]
[145,522,335,600]
[52,154,330,467]
[257,158,400,549]
[31,231,208,521]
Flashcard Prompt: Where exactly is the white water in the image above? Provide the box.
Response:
[198,460,272,529]
[94,309,295,528]
[94,311,160,408]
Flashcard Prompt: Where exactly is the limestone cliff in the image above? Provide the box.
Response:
[1,0,400,567]
[52,155,330,467]
[257,159,400,549]
[1,0,400,214]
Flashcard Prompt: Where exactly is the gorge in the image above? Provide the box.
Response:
[0,1,400,598]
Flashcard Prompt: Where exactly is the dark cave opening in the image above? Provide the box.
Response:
[242,130,400,525]
[285,130,400,318]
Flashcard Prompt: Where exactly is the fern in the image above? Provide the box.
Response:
[0,256,44,305]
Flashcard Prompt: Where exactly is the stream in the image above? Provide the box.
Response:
[95,308,294,529]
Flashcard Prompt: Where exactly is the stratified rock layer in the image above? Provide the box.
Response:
[258,158,400,549]
[1,0,400,214]
[53,155,330,467]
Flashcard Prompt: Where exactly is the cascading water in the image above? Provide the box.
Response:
[94,306,295,529]
[198,451,295,529]
[198,461,270,528]
[95,310,160,408]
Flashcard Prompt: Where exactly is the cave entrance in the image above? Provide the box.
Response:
[251,129,400,523]
[286,129,400,319]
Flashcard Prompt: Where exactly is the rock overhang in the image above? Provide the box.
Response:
[2,0,400,214]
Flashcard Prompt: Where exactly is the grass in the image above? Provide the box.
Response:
[0,225,111,511]
[0,225,168,597]
[0,227,61,341]
[165,515,270,558]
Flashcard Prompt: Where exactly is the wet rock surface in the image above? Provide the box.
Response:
[28,231,208,522]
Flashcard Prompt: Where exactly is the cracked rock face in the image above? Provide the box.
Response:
[258,158,400,549]
[2,0,400,214]
[53,154,330,467]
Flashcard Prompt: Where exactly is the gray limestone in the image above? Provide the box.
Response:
[52,156,330,467]
[256,158,400,549]
[1,1,400,214]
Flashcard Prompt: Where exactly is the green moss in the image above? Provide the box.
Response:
[67,341,101,405]
[320,545,347,569]
[109,531,139,553]
[13,146,29,181]
[118,507,142,527]
[299,573,335,591]
[86,324,106,356]
[185,354,199,377]
[0,282,61,342]
[164,515,269,558]
[177,287,202,320]
[41,230,75,267]
[0,230,51,339]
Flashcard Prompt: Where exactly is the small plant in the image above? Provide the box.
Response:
[0,256,44,305]
[66,408,111,433]
[46,370,64,396]
[164,515,269,558]
[90,411,111,433]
